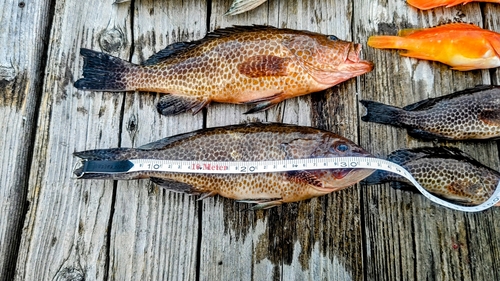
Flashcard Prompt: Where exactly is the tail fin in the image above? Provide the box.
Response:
[74,48,138,91]
[73,148,137,161]
[367,36,405,50]
[360,100,404,126]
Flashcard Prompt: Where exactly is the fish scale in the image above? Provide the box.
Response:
[360,85,500,140]
[364,147,500,206]
[74,26,373,115]
[74,123,375,209]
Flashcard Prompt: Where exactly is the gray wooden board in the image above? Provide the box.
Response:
[356,1,500,280]
[0,0,52,280]
[0,0,498,280]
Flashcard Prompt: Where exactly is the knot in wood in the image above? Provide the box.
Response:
[99,27,125,53]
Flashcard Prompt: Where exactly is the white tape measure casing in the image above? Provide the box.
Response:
[78,157,500,212]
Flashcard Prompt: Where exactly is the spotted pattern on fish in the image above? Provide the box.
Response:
[361,85,500,140]
[74,26,373,115]
[74,123,375,209]
[365,147,500,206]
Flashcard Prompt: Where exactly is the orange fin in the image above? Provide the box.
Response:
[367,36,406,49]
[238,55,290,78]
[488,34,500,57]
[450,65,480,71]
[398,28,423,37]
[243,91,285,114]
[156,94,209,115]
[478,109,500,126]
[399,51,437,61]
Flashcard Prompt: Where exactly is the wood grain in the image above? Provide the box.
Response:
[2,0,499,280]
[356,1,500,280]
[0,0,52,279]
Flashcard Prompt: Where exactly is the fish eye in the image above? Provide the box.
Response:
[335,143,349,152]
[327,35,339,41]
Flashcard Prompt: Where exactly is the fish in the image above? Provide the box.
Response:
[114,0,268,16]
[360,85,500,141]
[406,0,500,10]
[363,146,500,206]
[73,123,375,209]
[225,0,268,15]
[74,26,373,115]
[367,23,500,71]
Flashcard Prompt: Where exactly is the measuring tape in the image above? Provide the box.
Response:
[77,157,500,212]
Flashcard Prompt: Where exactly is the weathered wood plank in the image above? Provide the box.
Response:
[0,1,52,280]
[200,1,365,280]
[107,0,206,279]
[356,1,500,280]
[14,0,131,280]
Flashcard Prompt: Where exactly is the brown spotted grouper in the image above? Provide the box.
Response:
[364,146,500,206]
[360,85,500,140]
[74,26,373,115]
[74,123,375,209]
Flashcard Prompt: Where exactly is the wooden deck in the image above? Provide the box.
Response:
[1,0,499,280]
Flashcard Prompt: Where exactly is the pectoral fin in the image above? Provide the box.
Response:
[478,109,500,126]
[156,94,209,115]
[237,55,290,78]
[286,171,324,188]
[237,199,284,210]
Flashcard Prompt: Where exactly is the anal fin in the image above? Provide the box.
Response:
[237,198,284,210]
[156,94,209,116]
[150,177,200,195]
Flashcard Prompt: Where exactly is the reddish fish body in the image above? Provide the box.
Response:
[407,0,500,10]
[74,123,375,209]
[74,26,373,115]
[368,23,500,71]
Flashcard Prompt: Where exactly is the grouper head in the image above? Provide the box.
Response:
[283,134,375,194]
[284,32,374,86]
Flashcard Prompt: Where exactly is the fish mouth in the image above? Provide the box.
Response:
[343,43,374,72]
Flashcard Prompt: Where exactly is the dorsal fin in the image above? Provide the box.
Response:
[138,131,199,150]
[403,85,498,111]
[142,25,281,65]
[143,42,201,65]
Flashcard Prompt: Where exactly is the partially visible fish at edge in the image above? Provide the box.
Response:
[114,0,269,15]
[73,123,375,209]
[363,146,500,206]
[360,85,500,141]
[368,23,500,71]
[74,25,373,115]
[407,0,500,10]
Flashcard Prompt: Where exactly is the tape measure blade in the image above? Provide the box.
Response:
[83,160,134,174]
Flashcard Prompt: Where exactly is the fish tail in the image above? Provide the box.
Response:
[362,170,389,185]
[360,100,405,126]
[73,148,137,161]
[74,48,139,91]
[367,36,407,50]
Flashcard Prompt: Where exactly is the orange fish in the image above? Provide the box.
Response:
[367,23,500,71]
[74,26,373,115]
[407,0,500,10]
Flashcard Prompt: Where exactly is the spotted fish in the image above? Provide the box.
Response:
[73,123,375,209]
[74,26,373,115]
[360,85,500,140]
[363,146,500,206]
[115,0,269,16]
